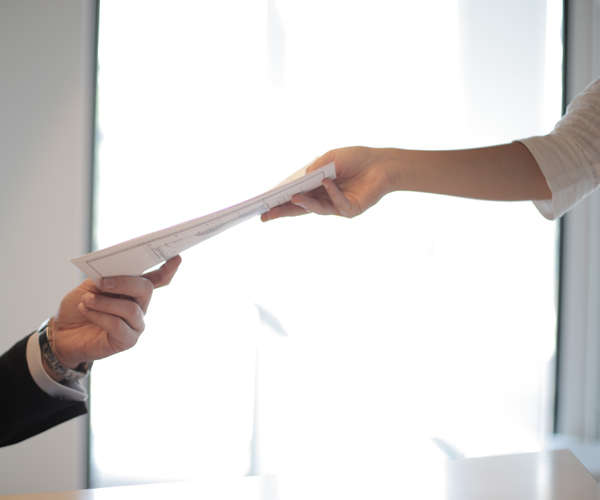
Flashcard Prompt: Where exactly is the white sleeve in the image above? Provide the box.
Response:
[519,78,600,219]
[25,333,88,402]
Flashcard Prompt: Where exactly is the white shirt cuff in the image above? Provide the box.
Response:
[518,136,597,220]
[519,79,600,219]
[26,332,88,402]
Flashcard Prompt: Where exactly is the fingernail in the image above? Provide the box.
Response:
[78,302,87,313]
[102,278,115,289]
[82,292,95,304]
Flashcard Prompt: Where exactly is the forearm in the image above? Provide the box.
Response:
[383,142,551,201]
[1,336,87,447]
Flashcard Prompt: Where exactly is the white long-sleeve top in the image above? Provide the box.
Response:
[520,78,600,220]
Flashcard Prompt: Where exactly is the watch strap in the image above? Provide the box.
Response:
[38,319,91,383]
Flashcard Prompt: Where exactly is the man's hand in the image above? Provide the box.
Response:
[261,147,396,221]
[50,256,182,370]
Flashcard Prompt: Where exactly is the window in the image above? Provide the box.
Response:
[91,0,563,490]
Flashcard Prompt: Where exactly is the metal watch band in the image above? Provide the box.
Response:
[38,319,90,383]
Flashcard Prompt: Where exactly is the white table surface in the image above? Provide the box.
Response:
[1,450,598,500]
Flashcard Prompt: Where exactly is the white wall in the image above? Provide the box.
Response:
[0,1,96,494]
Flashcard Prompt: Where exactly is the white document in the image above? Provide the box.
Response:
[72,162,335,281]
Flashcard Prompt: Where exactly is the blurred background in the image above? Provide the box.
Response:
[2,0,600,496]
[90,0,560,487]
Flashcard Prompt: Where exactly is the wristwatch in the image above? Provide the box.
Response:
[38,318,91,384]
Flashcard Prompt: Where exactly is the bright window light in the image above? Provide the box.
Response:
[91,0,562,492]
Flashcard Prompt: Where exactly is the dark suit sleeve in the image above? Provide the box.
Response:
[0,335,87,447]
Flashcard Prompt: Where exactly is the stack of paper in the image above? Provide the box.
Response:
[72,163,336,281]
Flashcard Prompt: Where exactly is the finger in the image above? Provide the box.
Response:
[81,292,145,332]
[144,255,182,289]
[321,178,354,216]
[306,150,336,174]
[78,302,141,354]
[98,275,154,313]
[291,193,336,215]
[261,203,309,222]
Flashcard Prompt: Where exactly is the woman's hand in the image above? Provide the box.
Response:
[261,147,397,221]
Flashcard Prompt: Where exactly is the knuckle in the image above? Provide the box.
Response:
[107,315,122,333]
[125,300,140,318]
[118,337,137,352]
[116,319,131,338]
[103,277,121,291]
[142,277,155,296]
[136,308,145,327]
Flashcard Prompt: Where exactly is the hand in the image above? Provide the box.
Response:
[50,256,182,370]
[261,147,397,221]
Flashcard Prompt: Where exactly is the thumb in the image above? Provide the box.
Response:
[143,255,182,289]
[306,150,336,174]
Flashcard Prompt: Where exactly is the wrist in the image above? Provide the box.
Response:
[38,319,91,383]
[42,356,63,383]
[375,147,407,194]
[50,319,86,369]
[41,352,64,382]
